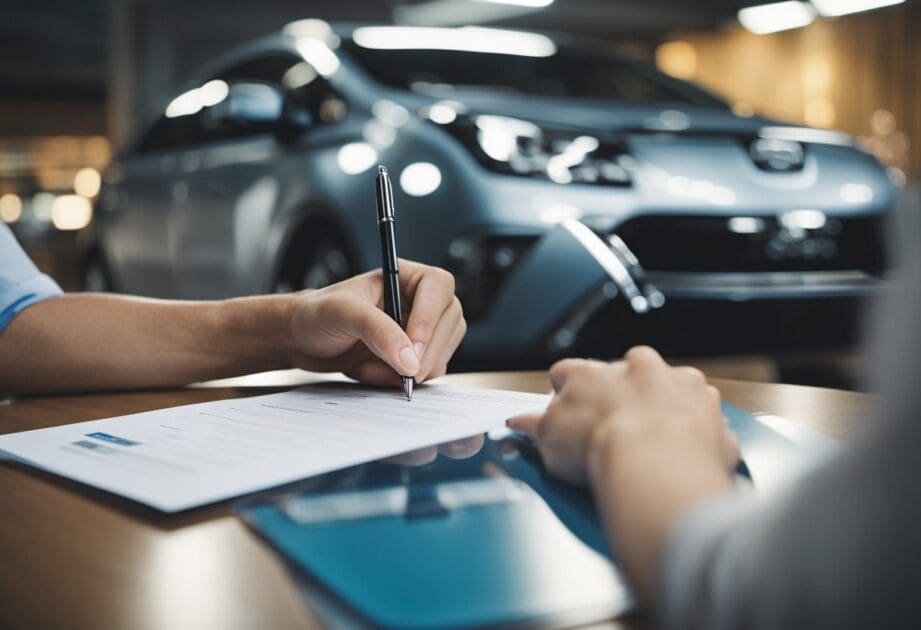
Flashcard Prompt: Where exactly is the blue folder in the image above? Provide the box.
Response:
[237,401,823,629]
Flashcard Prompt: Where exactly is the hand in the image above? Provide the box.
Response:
[507,347,739,486]
[507,346,740,600]
[288,260,466,386]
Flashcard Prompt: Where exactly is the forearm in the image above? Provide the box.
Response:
[0,293,294,395]
[588,425,734,603]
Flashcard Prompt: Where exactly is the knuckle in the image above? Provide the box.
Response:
[625,345,660,366]
[550,358,580,377]
[436,268,456,293]
[369,316,395,350]
[411,317,433,337]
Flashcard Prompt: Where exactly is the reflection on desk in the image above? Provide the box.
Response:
[0,371,873,630]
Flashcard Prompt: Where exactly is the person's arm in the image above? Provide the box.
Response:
[508,347,739,600]
[509,346,921,630]
[0,260,465,396]
[1,293,290,393]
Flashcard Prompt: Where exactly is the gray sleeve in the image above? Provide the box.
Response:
[659,225,921,630]
[659,427,921,630]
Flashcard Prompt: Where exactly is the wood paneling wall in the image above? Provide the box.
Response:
[671,4,921,179]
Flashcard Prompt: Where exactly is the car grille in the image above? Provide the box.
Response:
[613,213,887,274]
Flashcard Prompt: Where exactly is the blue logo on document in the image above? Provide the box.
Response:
[86,432,140,446]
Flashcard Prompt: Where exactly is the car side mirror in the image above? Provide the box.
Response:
[205,81,311,137]
[209,82,284,126]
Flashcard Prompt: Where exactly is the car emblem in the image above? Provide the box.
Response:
[749,137,804,172]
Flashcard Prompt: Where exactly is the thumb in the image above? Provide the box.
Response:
[340,300,420,377]
[506,413,542,439]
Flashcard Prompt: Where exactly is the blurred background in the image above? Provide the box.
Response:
[2,0,918,388]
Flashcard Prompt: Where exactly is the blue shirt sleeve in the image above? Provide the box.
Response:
[0,224,63,331]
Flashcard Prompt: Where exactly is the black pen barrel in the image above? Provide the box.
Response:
[378,218,399,275]
[376,166,402,324]
[383,269,402,326]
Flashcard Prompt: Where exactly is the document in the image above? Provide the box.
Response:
[0,384,548,512]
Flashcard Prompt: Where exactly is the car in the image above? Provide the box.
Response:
[86,20,898,369]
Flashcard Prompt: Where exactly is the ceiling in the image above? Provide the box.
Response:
[0,0,756,133]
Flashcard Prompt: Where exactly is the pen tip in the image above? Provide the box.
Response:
[378,164,387,175]
[403,377,414,401]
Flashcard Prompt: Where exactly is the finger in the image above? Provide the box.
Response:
[418,321,465,383]
[337,299,420,377]
[724,430,741,470]
[400,263,456,358]
[708,385,722,405]
[548,358,602,392]
[624,345,666,368]
[383,446,439,466]
[416,302,465,383]
[506,413,542,438]
[345,358,404,387]
[676,366,707,383]
[438,434,485,459]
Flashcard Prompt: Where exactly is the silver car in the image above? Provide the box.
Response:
[87,21,897,368]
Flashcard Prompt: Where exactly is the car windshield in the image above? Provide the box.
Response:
[340,34,724,107]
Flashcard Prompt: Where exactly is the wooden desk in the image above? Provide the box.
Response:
[0,372,873,630]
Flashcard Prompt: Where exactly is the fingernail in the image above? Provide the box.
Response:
[413,341,425,361]
[400,346,420,375]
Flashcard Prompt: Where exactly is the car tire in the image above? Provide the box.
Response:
[83,251,114,292]
[275,223,354,292]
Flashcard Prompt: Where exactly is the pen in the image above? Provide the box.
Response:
[375,165,414,401]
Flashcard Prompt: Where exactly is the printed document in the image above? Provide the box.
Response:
[0,384,548,512]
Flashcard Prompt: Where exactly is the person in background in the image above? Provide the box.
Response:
[0,224,465,395]
[509,234,921,628]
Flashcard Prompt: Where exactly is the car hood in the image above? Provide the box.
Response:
[397,88,778,136]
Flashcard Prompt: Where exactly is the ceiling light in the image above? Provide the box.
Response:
[0,193,22,223]
[475,0,554,6]
[810,0,904,16]
[738,1,816,34]
[74,167,102,198]
[352,26,556,58]
[51,195,93,231]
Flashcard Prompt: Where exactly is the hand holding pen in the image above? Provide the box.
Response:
[282,168,465,390]
[376,166,467,400]
[286,260,466,391]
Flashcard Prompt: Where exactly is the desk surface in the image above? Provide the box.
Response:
[0,371,873,630]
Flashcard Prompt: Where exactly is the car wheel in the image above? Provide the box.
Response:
[275,224,353,292]
[83,252,114,292]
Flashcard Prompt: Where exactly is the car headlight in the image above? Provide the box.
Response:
[434,113,632,186]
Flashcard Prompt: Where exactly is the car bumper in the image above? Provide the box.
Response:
[456,222,883,368]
